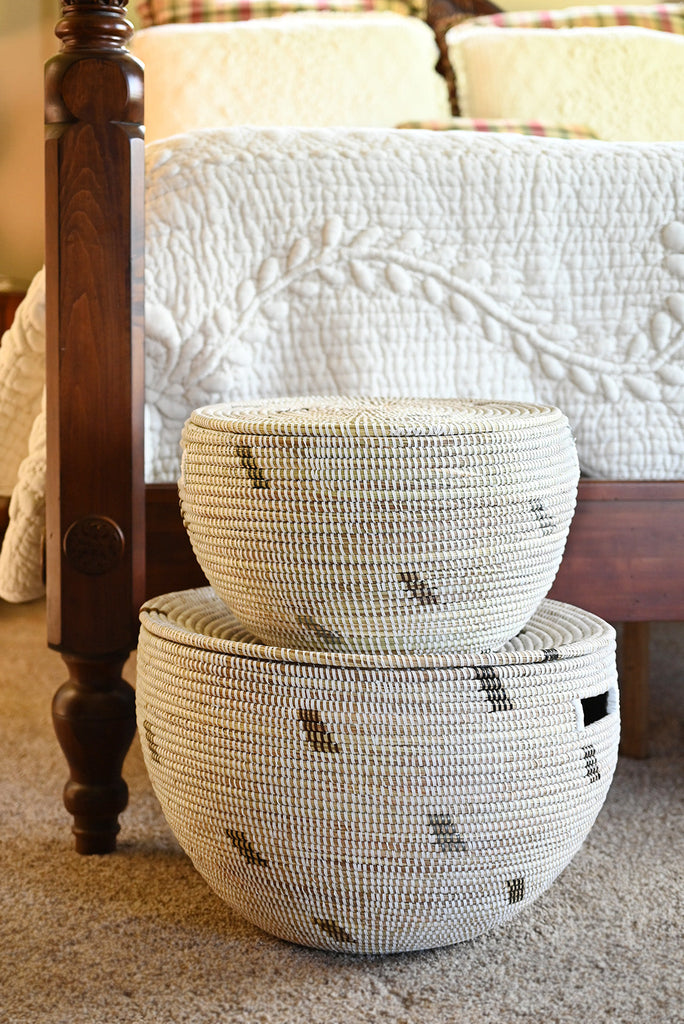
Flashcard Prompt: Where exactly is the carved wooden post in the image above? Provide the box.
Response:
[45,1,145,853]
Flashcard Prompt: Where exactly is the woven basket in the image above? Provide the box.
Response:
[179,396,580,654]
[136,586,619,955]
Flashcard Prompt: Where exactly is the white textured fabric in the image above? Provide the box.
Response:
[142,128,684,482]
[0,395,45,603]
[0,271,45,497]
[446,24,684,142]
[131,14,451,142]
[2,127,684,602]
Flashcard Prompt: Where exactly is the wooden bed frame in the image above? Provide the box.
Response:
[44,1,684,854]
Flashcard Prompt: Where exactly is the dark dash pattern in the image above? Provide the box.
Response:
[428,813,467,852]
[296,613,346,650]
[397,570,441,606]
[530,498,556,535]
[507,877,525,904]
[143,720,161,764]
[298,708,341,753]
[225,829,269,866]
[475,666,514,711]
[236,444,269,489]
[314,918,355,944]
[582,744,601,784]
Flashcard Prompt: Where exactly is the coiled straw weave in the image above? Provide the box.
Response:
[179,397,580,654]
[136,587,619,954]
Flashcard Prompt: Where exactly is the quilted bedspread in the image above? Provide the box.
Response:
[1,126,683,601]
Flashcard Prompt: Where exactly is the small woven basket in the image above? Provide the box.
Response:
[136,587,619,955]
[179,396,580,654]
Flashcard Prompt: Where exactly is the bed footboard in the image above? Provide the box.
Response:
[44,1,145,853]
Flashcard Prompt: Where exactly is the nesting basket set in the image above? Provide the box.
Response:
[136,396,620,954]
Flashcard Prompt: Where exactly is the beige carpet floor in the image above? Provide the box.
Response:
[1,598,682,1024]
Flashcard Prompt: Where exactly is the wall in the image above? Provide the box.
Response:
[0,1,55,287]
[0,1,141,288]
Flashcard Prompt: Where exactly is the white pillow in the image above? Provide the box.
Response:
[132,13,451,140]
[446,24,684,141]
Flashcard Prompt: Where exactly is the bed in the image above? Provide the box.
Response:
[4,0,683,852]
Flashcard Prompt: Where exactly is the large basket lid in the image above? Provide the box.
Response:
[139,587,615,671]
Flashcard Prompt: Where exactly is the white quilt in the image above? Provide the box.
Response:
[1,127,683,602]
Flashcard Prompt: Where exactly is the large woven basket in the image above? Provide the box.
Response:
[179,396,580,654]
[136,587,619,955]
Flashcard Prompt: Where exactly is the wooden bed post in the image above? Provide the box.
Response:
[44,1,145,853]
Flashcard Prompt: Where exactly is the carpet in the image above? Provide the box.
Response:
[1,598,682,1024]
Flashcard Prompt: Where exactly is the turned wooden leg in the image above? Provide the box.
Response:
[52,654,137,855]
[618,622,650,759]
[45,3,145,851]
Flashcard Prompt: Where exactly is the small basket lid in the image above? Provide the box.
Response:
[187,396,568,440]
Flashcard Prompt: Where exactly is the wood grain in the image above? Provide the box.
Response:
[45,0,144,852]
[550,480,684,622]
[45,2,145,656]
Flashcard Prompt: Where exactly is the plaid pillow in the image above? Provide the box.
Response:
[136,0,427,27]
[469,2,684,34]
[397,118,598,138]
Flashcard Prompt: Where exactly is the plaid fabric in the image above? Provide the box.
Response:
[397,118,598,138]
[136,0,427,27]
[468,3,684,34]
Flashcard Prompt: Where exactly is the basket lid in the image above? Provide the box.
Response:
[187,397,568,440]
[139,587,614,671]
